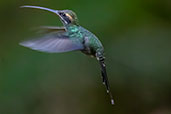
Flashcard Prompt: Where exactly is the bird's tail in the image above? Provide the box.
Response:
[97,56,114,105]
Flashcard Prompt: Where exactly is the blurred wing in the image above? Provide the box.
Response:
[20,32,84,53]
[37,26,66,33]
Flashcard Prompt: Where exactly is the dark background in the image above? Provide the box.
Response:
[0,0,171,114]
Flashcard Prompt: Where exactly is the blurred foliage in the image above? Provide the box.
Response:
[0,0,171,114]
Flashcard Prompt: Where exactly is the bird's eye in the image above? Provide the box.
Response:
[59,12,66,17]
[59,12,72,24]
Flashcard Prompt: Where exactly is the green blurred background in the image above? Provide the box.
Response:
[0,0,171,114]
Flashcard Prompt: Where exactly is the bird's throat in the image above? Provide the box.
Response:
[66,25,80,33]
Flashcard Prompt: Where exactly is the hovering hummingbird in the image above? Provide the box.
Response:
[20,5,114,105]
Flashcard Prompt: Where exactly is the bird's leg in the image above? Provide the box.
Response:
[96,53,114,105]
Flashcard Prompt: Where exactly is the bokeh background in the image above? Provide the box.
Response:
[0,0,171,114]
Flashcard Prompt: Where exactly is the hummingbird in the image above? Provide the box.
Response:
[20,5,114,105]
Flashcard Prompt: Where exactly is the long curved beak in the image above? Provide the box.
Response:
[20,5,59,14]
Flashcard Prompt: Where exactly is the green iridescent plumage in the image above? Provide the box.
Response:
[20,5,114,105]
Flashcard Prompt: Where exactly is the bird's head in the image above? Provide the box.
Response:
[58,10,79,26]
[20,5,79,26]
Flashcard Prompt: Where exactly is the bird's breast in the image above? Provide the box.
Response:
[79,26,104,57]
[81,36,96,57]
